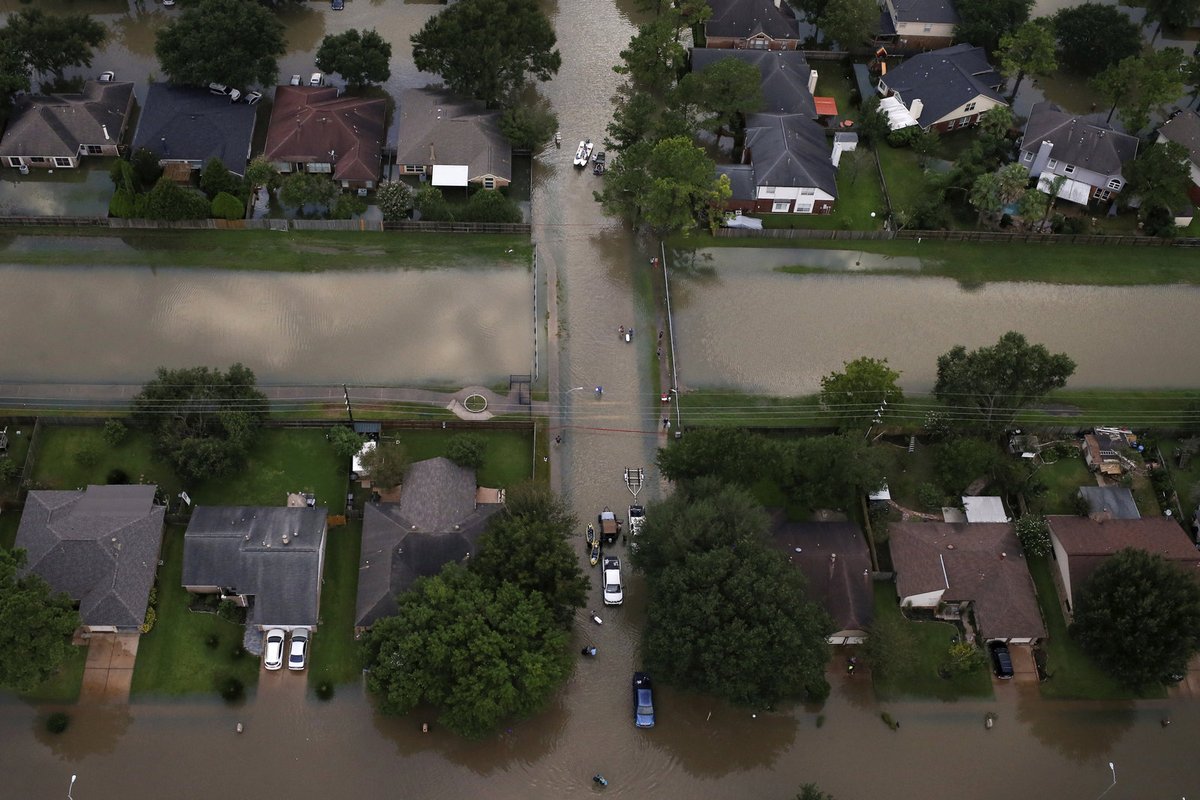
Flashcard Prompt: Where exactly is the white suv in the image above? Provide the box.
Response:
[602,556,624,606]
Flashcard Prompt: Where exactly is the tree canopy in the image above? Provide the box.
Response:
[1144,0,1200,42]
[656,427,776,487]
[1052,3,1142,76]
[278,171,340,213]
[155,0,286,88]
[997,21,1057,101]
[315,28,392,87]
[820,0,878,51]
[327,426,366,461]
[361,565,572,738]
[934,331,1075,431]
[132,364,268,481]
[3,9,106,82]
[412,0,560,108]
[0,549,80,692]
[1092,49,1187,133]
[360,440,408,489]
[595,136,728,235]
[1125,141,1193,217]
[955,0,1034,56]
[497,103,559,151]
[777,435,888,510]
[1072,548,1200,686]
[633,482,832,707]
[819,356,904,427]
[679,57,764,134]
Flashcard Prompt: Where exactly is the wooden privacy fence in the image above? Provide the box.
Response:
[715,226,1200,247]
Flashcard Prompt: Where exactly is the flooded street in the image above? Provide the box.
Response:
[1,0,1199,798]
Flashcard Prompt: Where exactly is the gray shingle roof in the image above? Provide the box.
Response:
[1158,110,1200,165]
[395,89,512,183]
[881,44,1005,126]
[355,458,503,627]
[182,506,328,628]
[889,0,960,24]
[690,49,816,117]
[1020,102,1139,176]
[0,81,133,159]
[705,0,798,40]
[743,112,837,196]
[770,519,873,634]
[132,83,257,175]
[16,485,164,630]
[1078,486,1141,520]
[717,164,757,201]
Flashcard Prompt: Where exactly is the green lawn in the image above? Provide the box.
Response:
[755,157,886,232]
[871,584,994,701]
[0,511,18,550]
[677,389,824,428]
[390,429,535,488]
[131,525,260,696]
[1028,453,1092,515]
[0,229,532,272]
[29,427,181,495]
[0,419,33,506]
[21,645,87,704]
[874,144,928,214]
[307,520,363,687]
[876,439,939,512]
[814,63,857,117]
[1162,440,1200,523]
[1027,556,1163,700]
[191,428,347,507]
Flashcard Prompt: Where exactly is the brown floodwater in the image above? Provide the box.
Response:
[2,1,1199,798]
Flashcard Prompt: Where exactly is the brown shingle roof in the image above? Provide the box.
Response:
[263,86,385,183]
[1047,515,1200,598]
[0,81,133,159]
[394,89,512,183]
[891,522,1046,640]
[770,519,873,635]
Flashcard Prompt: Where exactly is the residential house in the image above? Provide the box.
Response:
[131,83,258,176]
[1046,515,1200,610]
[264,86,386,190]
[1078,486,1141,520]
[395,89,512,190]
[1081,428,1139,476]
[355,457,505,629]
[690,49,817,117]
[0,80,134,170]
[1155,110,1200,206]
[890,522,1046,643]
[704,0,800,51]
[877,0,960,51]
[876,44,1006,133]
[15,485,165,634]
[1020,102,1139,206]
[182,506,328,631]
[770,519,873,644]
[730,112,839,214]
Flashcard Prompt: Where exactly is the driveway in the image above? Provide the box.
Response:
[80,633,140,703]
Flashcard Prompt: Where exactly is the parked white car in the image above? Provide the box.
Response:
[602,556,624,606]
[288,630,309,671]
[264,629,286,671]
[309,72,323,87]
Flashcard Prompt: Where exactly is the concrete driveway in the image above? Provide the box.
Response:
[80,633,140,703]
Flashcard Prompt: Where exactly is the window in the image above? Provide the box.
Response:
[53,157,72,167]
[923,23,932,32]
[1063,164,1076,175]
[30,156,47,164]
[761,186,775,196]
[1023,151,1033,162]
[1107,178,1122,190]
[1047,159,1058,170]
[85,145,104,155]
[1094,188,1112,200]
[772,201,791,212]
[749,38,768,50]
[946,119,957,130]
[403,164,426,174]
[482,176,495,189]
[800,187,815,195]
[306,163,332,174]
[7,157,21,167]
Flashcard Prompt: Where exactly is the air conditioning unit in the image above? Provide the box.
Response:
[357,188,368,197]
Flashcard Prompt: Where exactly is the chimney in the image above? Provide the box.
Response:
[808,68,818,96]
[909,98,923,121]
[1030,139,1054,177]
[102,125,110,141]
[282,534,290,545]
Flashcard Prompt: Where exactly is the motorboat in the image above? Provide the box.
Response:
[573,139,593,167]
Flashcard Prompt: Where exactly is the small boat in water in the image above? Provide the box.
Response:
[573,139,593,167]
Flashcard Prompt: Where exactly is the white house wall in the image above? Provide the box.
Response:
[757,186,835,212]
[900,588,945,608]
[1049,532,1074,609]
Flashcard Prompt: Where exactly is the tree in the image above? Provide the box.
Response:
[462,189,523,223]
[327,426,365,461]
[778,435,888,510]
[199,157,243,200]
[414,185,453,222]
[968,163,1029,226]
[445,433,486,470]
[0,549,80,692]
[820,0,877,51]
[1016,187,1048,225]
[315,28,392,87]
[796,785,836,800]
[635,483,832,706]
[606,83,659,152]
[1092,49,1187,132]
[997,21,1057,102]
[1125,141,1192,217]
[613,19,687,96]
[145,177,211,221]
[469,485,589,626]
[1184,56,1200,110]
[278,172,339,213]
[362,565,571,738]
[245,157,280,192]
[4,9,106,82]
[864,611,917,683]
[656,428,775,487]
[0,34,31,106]
[819,356,904,427]
[680,57,763,135]
[155,0,286,88]
[497,104,559,151]
[931,437,1002,496]
[133,364,267,481]
[210,191,245,220]
[910,128,941,168]
[954,0,1034,57]
[934,332,1076,432]
[375,181,415,222]
[1015,515,1051,557]
[1072,548,1200,686]
[412,0,560,108]
[1144,0,1200,44]
[596,136,726,235]
[1052,4,1142,77]
[360,440,408,489]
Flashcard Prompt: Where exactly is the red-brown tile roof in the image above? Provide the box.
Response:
[264,86,385,183]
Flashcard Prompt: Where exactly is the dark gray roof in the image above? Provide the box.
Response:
[690,49,816,117]
[881,44,1005,125]
[1020,102,1139,176]
[0,81,133,158]
[743,112,837,196]
[395,89,511,182]
[769,519,873,634]
[717,164,757,201]
[131,83,257,175]
[1078,486,1141,520]
[355,458,503,627]
[16,485,164,630]
[889,0,960,25]
[1158,110,1200,165]
[705,0,798,40]
[183,506,327,628]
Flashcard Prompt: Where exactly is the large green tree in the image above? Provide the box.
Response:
[1144,0,1200,43]
[0,549,80,692]
[4,9,106,82]
[359,440,408,489]
[469,485,589,626]
[145,177,211,221]
[613,18,687,96]
[820,0,877,51]
[1125,141,1193,217]
[1092,49,1187,132]
[0,34,31,108]
[595,136,728,235]
[997,21,1057,102]
[361,565,572,738]
[1072,548,1200,686]
[412,0,560,108]
[278,171,340,212]
[679,57,764,135]
[634,482,832,707]
[955,0,1033,57]
[968,163,1031,225]
[132,364,268,481]
[315,28,392,87]
[778,435,888,510]
[1052,4,1142,77]
[155,0,285,88]
[656,428,776,487]
[497,103,559,151]
[934,331,1076,432]
[819,357,904,427]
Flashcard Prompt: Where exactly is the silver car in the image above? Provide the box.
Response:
[288,630,310,671]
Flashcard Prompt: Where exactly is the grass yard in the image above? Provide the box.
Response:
[29,427,182,496]
[1028,453,1093,515]
[871,584,993,701]
[756,155,886,232]
[21,645,87,704]
[0,229,532,272]
[191,428,347,507]
[131,525,260,696]
[0,511,18,550]
[876,439,938,512]
[1162,440,1200,523]
[0,419,33,505]
[677,389,824,428]
[1027,556,1163,700]
[307,520,363,687]
[874,144,928,214]
[387,428,535,488]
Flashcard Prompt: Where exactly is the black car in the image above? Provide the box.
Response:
[633,672,655,728]
[989,641,1014,679]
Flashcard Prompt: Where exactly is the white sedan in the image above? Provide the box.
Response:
[264,629,286,671]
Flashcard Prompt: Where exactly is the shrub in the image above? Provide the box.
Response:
[139,606,157,634]
[376,181,415,221]
[887,126,922,148]
[446,433,486,469]
[108,188,138,218]
[0,457,20,483]
[146,177,210,221]
[463,189,522,223]
[1015,515,1051,556]
[106,468,130,485]
[917,482,945,512]
[205,633,221,649]
[315,680,335,701]
[200,157,243,200]
[414,185,453,221]
[74,442,100,467]
[217,599,243,624]
[942,641,986,676]
[331,193,368,220]
[218,676,245,703]
[46,712,70,734]
[211,191,245,220]
[103,419,128,447]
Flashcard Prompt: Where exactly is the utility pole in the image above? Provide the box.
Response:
[343,384,355,425]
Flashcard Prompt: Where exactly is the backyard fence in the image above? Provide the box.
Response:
[715,226,1200,247]
[716,227,893,240]
[0,217,530,234]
